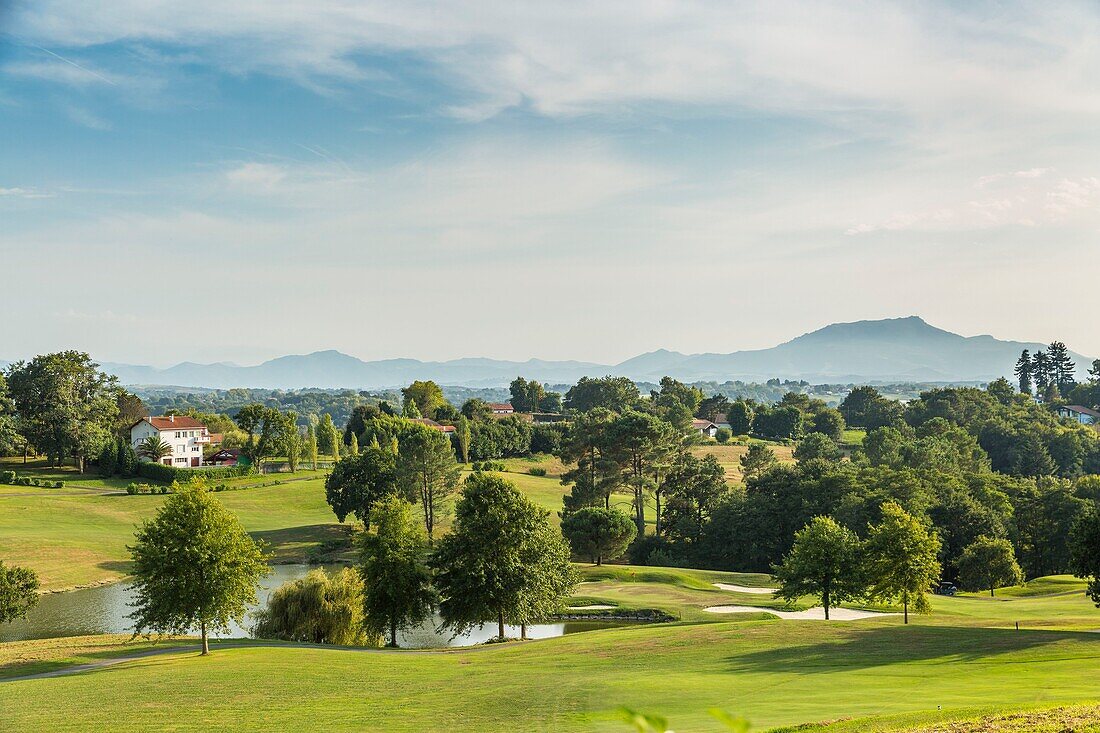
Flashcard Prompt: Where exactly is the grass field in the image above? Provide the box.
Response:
[691,442,796,483]
[0,456,577,590]
[3,589,1100,732]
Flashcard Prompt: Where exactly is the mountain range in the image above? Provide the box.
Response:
[14,316,1082,390]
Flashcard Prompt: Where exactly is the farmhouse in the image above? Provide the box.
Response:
[489,403,515,415]
[130,415,211,468]
[1057,405,1100,426]
[692,419,719,437]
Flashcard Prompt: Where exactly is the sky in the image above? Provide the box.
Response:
[2,1,1099,368]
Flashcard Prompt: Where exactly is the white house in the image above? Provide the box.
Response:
[130,415,212,468]
[692,419,719,437]
[1056,405,1100,426]
[489,403,515,415]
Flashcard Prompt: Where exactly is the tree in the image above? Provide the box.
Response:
[839,386,901,429]
[715,427,732,444]
[727,401,753,435]
[137,435,173,462]
[396,426,461,542]
[1047,341,1077,394]
[358,496,435,647]
[402,398,422,418]
[510,519,578,638]
[348,431,360,457]
[740,443,777,482]
[564,376,640,413]
[284,413,301,472]
[401,380,447,420]
[809,408,845,440]
[454,415,471,464]
[1071,504,1100,607]
[956,536,1023,597]
[317,413,340,458]
[1015,350,1033,395]
[697,394,731,422]
[510,377,537,412]
[864,501,941,623]
[794,433,842,462]
[560,407,620,512]
[1032,350,1051,394]
[538,392,563,413]
[754,405,803,440]
[0,372,19,456]
[234,404,295,471]
[97,439,118,475]
[561,507,637,565]
[605,410,681,537]
[325,443,397,526]
[0,561,39,624]
[117,440,138,477]
[128,487,270,654]
[461,398,493,422]
[661,453,728,548]
[253,568,368,645]
[305,423,319,470]
[6,351,120,471]
[772,516,864,620]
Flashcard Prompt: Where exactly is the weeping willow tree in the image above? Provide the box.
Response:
[253,567,375,646]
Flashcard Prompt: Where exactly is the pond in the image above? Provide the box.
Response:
[0,564,628,648]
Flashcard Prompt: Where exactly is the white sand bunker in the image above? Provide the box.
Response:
[703,604,895,621]
[566,605,617,610]
[713,583,777,595]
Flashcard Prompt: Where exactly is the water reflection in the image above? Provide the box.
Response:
[1,565,626,647]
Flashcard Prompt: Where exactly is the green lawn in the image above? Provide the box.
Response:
[3,604,1100,732]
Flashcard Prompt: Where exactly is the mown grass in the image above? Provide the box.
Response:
[690,442,796,483]
[3,611,1100,732]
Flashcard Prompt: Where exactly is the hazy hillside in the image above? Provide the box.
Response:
[9,317,1092,389]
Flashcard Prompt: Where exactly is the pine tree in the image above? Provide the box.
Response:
[1047,341,1077,394]
[1032,350,1051,395]
[1014,350,1033,395]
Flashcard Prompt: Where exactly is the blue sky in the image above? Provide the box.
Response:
[2,1,1099,367]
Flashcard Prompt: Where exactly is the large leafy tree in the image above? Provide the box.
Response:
[773,516,864,620]
[128,487,270,654]
[325,443,397,526]
[564,376,640,413]
[316,413,340,458]
[510,519,578,638]
[6,351,120,471]
[1071,504,1100,607]
[396,426,461,543]
[432,473,569,641]
[956,536,1024,597]
[0,561,39,624]
[359,496,435,647]
[0,373,18,456]
[253,568,367,646]
[864,501,941,623]
[401,380,447,420]
[561,507,637,565]
[234,404,295,470]
[727,401,753,435]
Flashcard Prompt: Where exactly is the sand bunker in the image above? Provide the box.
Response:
[703,604,895,621]
[566,605,617,611]
[712,583,777,595]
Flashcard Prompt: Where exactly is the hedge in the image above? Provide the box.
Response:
[0,472,63,488]
[136,461,254,484]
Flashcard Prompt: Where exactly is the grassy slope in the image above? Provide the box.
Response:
[0,458,576,590]
[690,442,796,483]
[3,611,1100,732]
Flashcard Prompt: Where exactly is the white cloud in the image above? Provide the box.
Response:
[225,162,288,190]
[0,187,53,199]
[3,59,119,87]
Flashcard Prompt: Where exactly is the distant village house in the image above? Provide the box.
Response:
[489,403,515,415]
[1057,405,1100,426]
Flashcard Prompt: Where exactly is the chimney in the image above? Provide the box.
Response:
[169,415,174,423]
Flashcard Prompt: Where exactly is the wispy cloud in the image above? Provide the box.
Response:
[0,186,53,199]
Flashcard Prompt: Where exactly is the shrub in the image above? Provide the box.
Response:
[0,471,15,484]
[50,481,63,488]
[136,461,253,485]
[528,467,547,476]
[16,477,33,486]
[715,427,732,444]
[253,568,371,646]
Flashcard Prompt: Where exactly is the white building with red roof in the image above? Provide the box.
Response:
[130,415,212,468]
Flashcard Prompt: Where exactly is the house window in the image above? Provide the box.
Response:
[176,458,187,464]
[193,447,200,452]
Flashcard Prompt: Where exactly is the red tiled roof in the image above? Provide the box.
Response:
[489,403,514,410]
[411,418,456,433]
[139,416,207,430]
[692,419,717,428]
